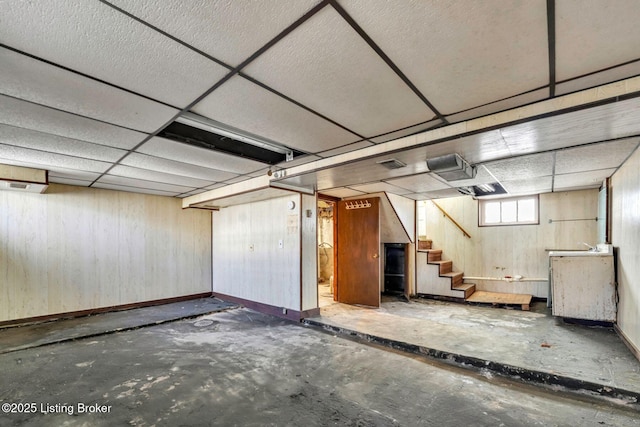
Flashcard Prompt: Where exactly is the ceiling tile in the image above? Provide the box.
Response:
[0,47,179,133]
[348,182,412,195]
[0,95,146,150]
[554,169,616,191]
[501,176,552,196]
[121,153,238,182]
[223,175,254,185]
[556,0,640,81]
[0,144,111,173]
[556,61,640,96]
[484,152,554,182]
[0,0,228,107]
[555,139,640,175]
[445,89,549,124]
[0,124,126,162]
[405,188,463,201]
[338,0,548,114]
[369,120,443,144]
[242,7,434,136]
[108,0,321,67]
[136,136,265,175]
[204,183,226,191]
[92,182,179,197]
[108,165,213,188]
[48,169,102,182]
[318,187,365,198]
[192,76,360,153]
[385,173,452,193]
[97,174,194,194]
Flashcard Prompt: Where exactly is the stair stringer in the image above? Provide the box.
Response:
[416,252,467,298]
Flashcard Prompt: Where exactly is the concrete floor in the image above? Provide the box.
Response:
[1,305,639,426]
[309,290,640,407]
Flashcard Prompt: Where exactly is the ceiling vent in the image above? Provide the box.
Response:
[427,153,475,181]
[376,158,407,170]
[458,182,507,198]
[0,164,48,193]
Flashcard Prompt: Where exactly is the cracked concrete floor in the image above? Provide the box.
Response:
[0,308,638,426]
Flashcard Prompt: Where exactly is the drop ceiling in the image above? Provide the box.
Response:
[0,1,639,201]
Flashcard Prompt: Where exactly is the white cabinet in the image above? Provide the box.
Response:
[550,246,616,322]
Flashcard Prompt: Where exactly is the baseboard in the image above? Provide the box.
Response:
[0,292,213,328]
[213,292,319,322]
[615,324,640,363]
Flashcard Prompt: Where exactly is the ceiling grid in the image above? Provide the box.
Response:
[1,1,639,200]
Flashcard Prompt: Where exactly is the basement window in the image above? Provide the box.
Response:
[479,195,539,227]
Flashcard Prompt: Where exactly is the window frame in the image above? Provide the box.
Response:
[478,195,540,227]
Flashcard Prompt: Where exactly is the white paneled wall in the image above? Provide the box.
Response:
[0,184,212,322]
[421,190,598,298]
[211,195,304,311]
[611,146,640,356]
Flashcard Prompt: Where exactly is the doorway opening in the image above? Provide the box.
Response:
[317,198,336,307]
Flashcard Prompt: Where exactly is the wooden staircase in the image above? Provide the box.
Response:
[420,240,475,299]
[417,239,533,310]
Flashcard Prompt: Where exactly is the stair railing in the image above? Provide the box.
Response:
[431,201,471,239]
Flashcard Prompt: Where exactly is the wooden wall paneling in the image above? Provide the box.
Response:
[301,193,318,311]
[0,183,212,322]
[212,195,302,310]
[611,145,640,356]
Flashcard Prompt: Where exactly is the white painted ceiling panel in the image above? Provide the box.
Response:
[556,0,640,81]
[555,139,639,175]
[48,169,102,182]
[242,7,434,137]
[192,76,359,153]
[204,183,226,191]
[93,182,178,197]
[501,176,552,196]
[193,188,295,209]
[500,98,640,155]
[223,176,253,185]
[108,165,213,188]
[338,0,548,114]
[445,89,549,124]
[97,174,194,194]
[385,173,452,193]
[0,124,126,162]
[556,61,640,96]
[369,120,443,144]
[0,48,178,133]
[554,169,616,191]
[0,144,112,173]
[275,154,322,168]
[484,153,554,182]
[49,177,93,187]
[0,0,228,108]
[318,187,365,199]
[0,95,147,150]
[317,141,374,158]
[108,0,321,67]
[137,137,265,174]
[121,153,238,182]
[348,182,412,196]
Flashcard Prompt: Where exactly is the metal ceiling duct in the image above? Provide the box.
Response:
[426,153,476,181]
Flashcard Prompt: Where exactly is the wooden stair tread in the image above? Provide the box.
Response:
[452,283,475,291]
[440,272,463,278]
[466,290,532,311]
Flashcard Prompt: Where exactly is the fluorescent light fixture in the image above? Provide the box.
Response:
[176,112,294,161]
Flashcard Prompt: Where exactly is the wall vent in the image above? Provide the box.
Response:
[376,158,407,170]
